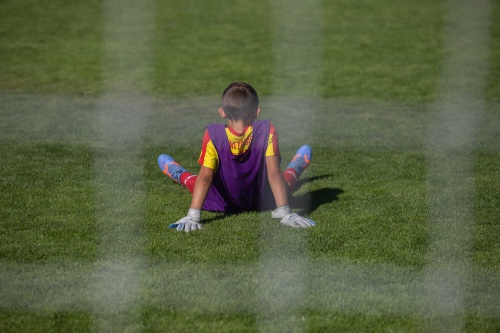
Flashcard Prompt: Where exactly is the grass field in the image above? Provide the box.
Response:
[1,0,499,332]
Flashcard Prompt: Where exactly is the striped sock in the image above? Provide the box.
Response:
[180,172,197,193]
[283,168,298,191]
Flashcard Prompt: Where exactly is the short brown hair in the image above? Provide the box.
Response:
[221,82,259,120]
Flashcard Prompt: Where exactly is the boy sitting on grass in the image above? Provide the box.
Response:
[158,81,315,232]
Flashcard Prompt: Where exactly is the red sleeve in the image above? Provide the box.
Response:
[266,122,280,157]
[198,130,211,165]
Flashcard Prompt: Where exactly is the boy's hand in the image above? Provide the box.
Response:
[169,208,202,232]
[280,213,316,228]
[169,217,202,232]
[272,205,316,228]
[271,205,291,218]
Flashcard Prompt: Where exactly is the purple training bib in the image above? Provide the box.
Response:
[202,120,275,212]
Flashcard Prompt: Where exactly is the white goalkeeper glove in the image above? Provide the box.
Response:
[169,208,202,232]
[271,205,316,228]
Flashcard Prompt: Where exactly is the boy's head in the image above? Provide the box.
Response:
[220,82,259,121]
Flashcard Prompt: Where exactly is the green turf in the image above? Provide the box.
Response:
[1,0,499,332]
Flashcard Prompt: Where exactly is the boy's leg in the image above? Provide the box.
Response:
[158,154,197,193]
[283,145,312,191]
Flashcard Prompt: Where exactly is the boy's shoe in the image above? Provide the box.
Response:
[286,145,312,177]
[158,154,186,184]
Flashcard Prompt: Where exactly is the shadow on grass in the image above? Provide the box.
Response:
[200,175,342,224]
[290,174,343,215]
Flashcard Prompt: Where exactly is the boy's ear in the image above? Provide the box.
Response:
[256,108,261,118]
[218,108,227,119]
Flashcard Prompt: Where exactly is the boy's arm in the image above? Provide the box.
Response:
[266,155,289,208]
[266,155,316,228]
[169,166,214,232]
[190,166,215,209]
